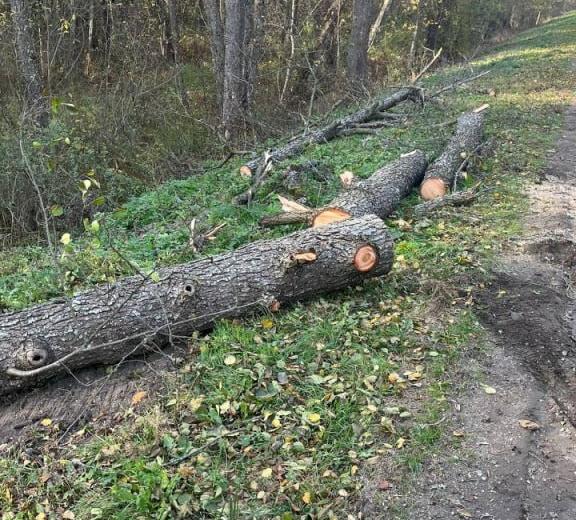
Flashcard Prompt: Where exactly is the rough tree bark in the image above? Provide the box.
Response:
[260,150,428,227]
[347,0,376,85]
[0,215,394,396]
[10,0,48,126]
[420,109,485,201]
[239,86,421,177]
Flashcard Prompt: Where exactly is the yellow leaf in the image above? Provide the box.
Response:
[40,418,52,427]
[131,390,147,406]
[62,512,76,520]
[60,233,71,245]
[224,355,237,366]
[271,418,282,428]
[190,397,204,412]
[483,385,497,395]
[396,437,406,449]
[261,467,273,478]
[453,430,466,437]
[307,413,321,424]
[35,513,46,520]
[302,491,312,504]
[261,319,274,330]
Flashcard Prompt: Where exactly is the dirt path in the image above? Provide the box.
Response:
[384,103,576,520]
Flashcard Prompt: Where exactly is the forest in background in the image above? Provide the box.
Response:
[1,0,574,245]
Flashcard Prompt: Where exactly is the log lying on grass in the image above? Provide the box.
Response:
[420,107,486,201]
[0,215,394,397]
[239,87,421,178]
[261,150,428,228]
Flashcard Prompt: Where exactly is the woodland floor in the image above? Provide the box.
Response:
[1,14,576,520]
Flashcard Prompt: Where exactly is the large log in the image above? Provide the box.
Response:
[260,150,428,228]
[420,109,486,201]
[239,87,421,177]
[0,215,394,396]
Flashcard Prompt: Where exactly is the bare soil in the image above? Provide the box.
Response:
[372,103,576,519]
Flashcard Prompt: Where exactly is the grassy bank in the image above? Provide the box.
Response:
[1,12,576,520]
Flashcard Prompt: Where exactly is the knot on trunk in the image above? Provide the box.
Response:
[14,340,53,370]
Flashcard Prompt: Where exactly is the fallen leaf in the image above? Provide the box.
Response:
[224,355,237,366]
[261,319,274,330]
[302,491,312,504]
[483,385,497,395]
[190,397,204,412]
[261,467,273,478]
[131,390,147,406]
[519,419,540,431]
[40,418,52,427]
[307,413,321,424]
[62,512,75,520]
[457,509,473,518]
[452,430,466,437]
[396,437,406,449]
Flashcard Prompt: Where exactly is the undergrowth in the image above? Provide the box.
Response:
[1,13,576,520]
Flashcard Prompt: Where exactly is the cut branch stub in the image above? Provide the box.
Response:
[354,245,379,272]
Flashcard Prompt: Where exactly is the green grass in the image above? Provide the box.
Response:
[1,12,576,520]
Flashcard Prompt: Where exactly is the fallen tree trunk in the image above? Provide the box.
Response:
[0,215,394,396]
[260,150,428,228]
[420,108,486,201]
[239,87,421,177]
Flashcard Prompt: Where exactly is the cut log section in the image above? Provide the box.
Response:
[0,215,394,397]
[239,87,421,177]
[420,108,486,201]
[312,150,428,227]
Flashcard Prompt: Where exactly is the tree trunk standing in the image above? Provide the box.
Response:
[347,0,376,86]
[10,0,48,126]
[241,0,261,112]
[203,0,225,107]
[0,215,394,397]
[222,0,249,140]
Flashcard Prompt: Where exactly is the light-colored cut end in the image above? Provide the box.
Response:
[420,178,447,201]
[354,245,379,273]
[239,165,253,178]
[312,208,351,228]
